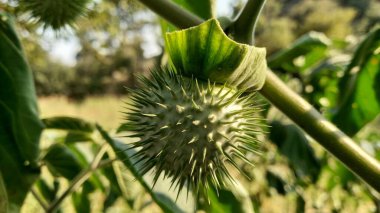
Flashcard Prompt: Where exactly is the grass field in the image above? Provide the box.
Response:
[38,96,127,130]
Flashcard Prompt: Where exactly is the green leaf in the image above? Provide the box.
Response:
[35,179,59,203]
[165,18,267,91]
[64,131,94,143]
[103,190,120,211]
[97,125,196,213]
[42,144,83,180]
[268,32,331,73]
[101,157,122,210]
[304,56,347,111]
[42,116,95,133]
[332,28,380,136]
[0,13,43,207]
[269,121,321,181]
[101,158,120,193]
[67,143,105,191]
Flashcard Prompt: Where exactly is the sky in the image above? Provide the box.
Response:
[45,0,240,66]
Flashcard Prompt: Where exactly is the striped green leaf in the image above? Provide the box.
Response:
[165,19,267,91]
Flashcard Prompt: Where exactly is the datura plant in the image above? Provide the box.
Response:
[121,19,268,196]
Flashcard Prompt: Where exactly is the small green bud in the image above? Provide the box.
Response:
[122,67,265,195]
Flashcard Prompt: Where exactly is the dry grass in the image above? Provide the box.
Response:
[38,95,128,130]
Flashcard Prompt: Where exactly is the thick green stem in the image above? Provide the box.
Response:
[261,72,380,190]
[231,0,266,44]
[136,0,380,191]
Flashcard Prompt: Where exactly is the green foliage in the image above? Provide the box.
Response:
[35,179,59,204]
[71,183,91,213]
[198,183,254,213]
[97,125,197,213]
[268,32,331,74]
[43,144,83,180]
[270,121,320,181]
[1,0,380,212]
[303,56,346,111]
[333,28,380,136]
[0,12,43,209]
[255,0,360,55]
[42,116,95,132]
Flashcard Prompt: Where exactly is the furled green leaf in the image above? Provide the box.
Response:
[0,12,43,207]
[165,18,267,91]
[332,28,380,136]
[97,125,196,213]
[42,116,95,133]
[269,121,321,181]
[268,32,331,73]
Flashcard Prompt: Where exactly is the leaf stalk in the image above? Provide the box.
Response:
[231,0,266,44]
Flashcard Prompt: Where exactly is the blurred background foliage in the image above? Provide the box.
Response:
[1,0,379,99]
[0,0,380,212]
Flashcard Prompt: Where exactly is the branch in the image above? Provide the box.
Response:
[261,72,380,190]
[46,144,114,213]
[231,0,266,44]
[136,0,380,191]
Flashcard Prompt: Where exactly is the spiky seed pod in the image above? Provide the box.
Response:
[123,67,265,195]
[19,0,90,29]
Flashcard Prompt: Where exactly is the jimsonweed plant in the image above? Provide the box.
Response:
[120,18,268,196]
[0,0,380,212]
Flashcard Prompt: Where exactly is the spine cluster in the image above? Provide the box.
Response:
[123,67,265,195]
